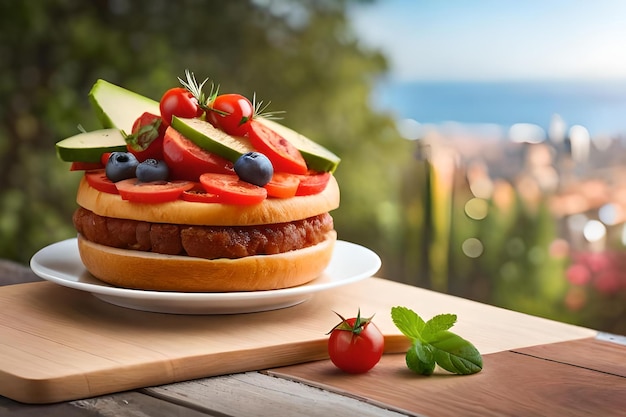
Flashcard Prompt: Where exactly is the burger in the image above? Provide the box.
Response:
[57,75,341,292]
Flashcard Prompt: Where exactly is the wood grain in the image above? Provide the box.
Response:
[144,372,414,417]
[512,337,626,377]
[267,349,626,417]
[0,278,596,404]
[0,391,209,417]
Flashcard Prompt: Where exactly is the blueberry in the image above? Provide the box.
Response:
[105,152,139,182]
[234,152,273,186]
[136,159,169,182]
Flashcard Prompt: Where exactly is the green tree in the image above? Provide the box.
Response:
[0,0,411,268]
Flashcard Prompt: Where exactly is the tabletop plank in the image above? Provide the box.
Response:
[144,372,415,417]
[512,337,626,377]
[0,392,209,417]
[266,348,626,417]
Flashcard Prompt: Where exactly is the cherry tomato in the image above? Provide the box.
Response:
[162,127,234,181]
[295,172,331,196]
[159,87,203,126]
[126,112,166,162]
[70,161,104,171]
[207,94,254,136]
[181,183,223,203]
[247,120,308,175]
[327,310,384,374]
[115,179,194,204]
[264,172,300,199]
[85,170,118,194]
[199,173,267,205]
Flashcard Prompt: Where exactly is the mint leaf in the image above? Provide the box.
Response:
[422,313,457,342]
[391,306,426,341]
[391,307,483,376]
[430,330,483,375]
[405,340,435,375]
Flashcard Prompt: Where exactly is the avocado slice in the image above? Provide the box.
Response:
[56,129,127,162]
[256,118,341,173]
[171,116,255,162]
[87,78,340,172]
[89,79,160,133]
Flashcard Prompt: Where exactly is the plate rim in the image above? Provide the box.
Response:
[30,238,381,303]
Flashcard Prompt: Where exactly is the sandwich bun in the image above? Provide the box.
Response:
[77,231,337,292]
[74,174,340,292]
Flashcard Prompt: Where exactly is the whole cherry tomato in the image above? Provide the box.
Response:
[207,93,254,136]
[327,310,384,374]
[160,87,204,126]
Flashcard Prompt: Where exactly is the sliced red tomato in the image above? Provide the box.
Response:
[163,127,234,180]
[159,87,203,127]
[247,120,308,175]
[115,179,194,203]
[199,173,267,205]
[264,172,300,199]
[70,161,105,171]
[126,112,166,162]
[85,170,118,194]
[181,183,223,203]
[296,172,331,196]
[101,152,112,166]
[207,94,254,136]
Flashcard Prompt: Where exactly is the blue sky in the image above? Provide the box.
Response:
[349,0,626,81]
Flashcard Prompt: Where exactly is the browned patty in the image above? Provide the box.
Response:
[73,207,334,259]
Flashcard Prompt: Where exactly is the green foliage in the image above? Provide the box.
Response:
[0,0,404,264]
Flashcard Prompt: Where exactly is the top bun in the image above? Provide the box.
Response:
[76,174,340,226]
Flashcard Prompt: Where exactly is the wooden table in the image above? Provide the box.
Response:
[1,277,624,417]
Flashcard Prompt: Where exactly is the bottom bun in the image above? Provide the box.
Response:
[77,231,337,292]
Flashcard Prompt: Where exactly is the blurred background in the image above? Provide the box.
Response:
[1,0,624,334]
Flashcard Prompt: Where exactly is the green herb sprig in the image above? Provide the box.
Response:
[391,306,483,375]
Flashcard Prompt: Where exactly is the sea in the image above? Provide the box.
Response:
[372,80,626,138]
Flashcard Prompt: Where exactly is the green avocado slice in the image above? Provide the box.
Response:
[171,116,254,162]
[55,129,126,162]
[89,79,160,133]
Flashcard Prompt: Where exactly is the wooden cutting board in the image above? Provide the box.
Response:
[0,278,595,404]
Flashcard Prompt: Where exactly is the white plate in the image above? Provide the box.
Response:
[30,238,381,315]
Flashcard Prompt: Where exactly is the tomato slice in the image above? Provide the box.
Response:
[181,183,223,203]
[71,161,105,171]
[247,120,308,175]
[163,127,234,181]
[264,172,300,199]
[295,171,331,196]
[115,179,194,203]
[199,173,267,205]
[85,170,118,194]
